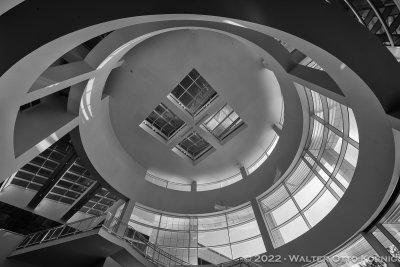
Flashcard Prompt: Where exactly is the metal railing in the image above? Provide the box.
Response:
[16,214,106,249]
[103,215,192,267]
[15,213,192,267]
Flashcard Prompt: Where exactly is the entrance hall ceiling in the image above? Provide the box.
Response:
[105,29,283,183]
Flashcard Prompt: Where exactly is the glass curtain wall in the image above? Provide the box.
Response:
[307,191,400,267]
[259,83,360,248]
[128,204,266,265]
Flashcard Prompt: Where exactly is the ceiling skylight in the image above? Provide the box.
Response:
[140,69,246,165]
[201,104,245,142]
[168,69,218,118]
[141,103,186,142]
[173,131,214,163]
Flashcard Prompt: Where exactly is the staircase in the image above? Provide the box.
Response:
[8,213,192,267]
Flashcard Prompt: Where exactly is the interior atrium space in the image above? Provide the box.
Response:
[1,0,400,267]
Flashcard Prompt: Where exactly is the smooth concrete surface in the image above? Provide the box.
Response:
[106,29,281,183]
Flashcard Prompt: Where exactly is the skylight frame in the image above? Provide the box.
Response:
[173,131,215,164]
[168,69,218,118]
[141,103,186,143]
[201,104,246,143]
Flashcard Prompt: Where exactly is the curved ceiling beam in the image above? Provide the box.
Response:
[0,0,399,113]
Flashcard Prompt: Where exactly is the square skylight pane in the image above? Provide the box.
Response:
[175,131,213,160]
[202,104,245,142]
[169,68,218,117]
[143,103,185,141]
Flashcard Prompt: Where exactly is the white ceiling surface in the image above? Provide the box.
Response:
[105,29,283,184]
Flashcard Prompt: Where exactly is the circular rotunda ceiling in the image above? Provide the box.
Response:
[105,29,283,184]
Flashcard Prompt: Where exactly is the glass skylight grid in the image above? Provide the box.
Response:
[169,69,218,117]
[80,187,119,216]
[176,131,213,160]
[202,104,244,141]
[45,158,95,205]
[9,142,70,191]
[143,103,185,141]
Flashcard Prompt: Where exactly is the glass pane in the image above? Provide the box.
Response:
[228,220,260,242]
[198,215,227,230]
[231,237,266,259]
[226,206,255,226]
[373,229,397,257]
[308,120,324,157]
[198,229,230,246]
[311,91,324,118]
[304,190,338,227]
[130,207,160,227]
[274,216,309,244]
[320,131,342,173]
[316,166,330,181]
[293,176,324,209]
[344,143,358,168]
[259,185,289,212]
[157,230,190,248]
[160,215,190,230]
[128,221,157,238]
[270,199,299,226]
[327,98,343,132]
[202,104,244,141]
[330,181,344,198]
[383,224,400,243]
[335,172,350,189]
[285,160,311,193]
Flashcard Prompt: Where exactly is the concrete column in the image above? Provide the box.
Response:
[240,166,248,179]
[377,224,400,251]
[191,181,197,192]
[250,198,274,252]
[362,232,400,267]
[116,199,135,237]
